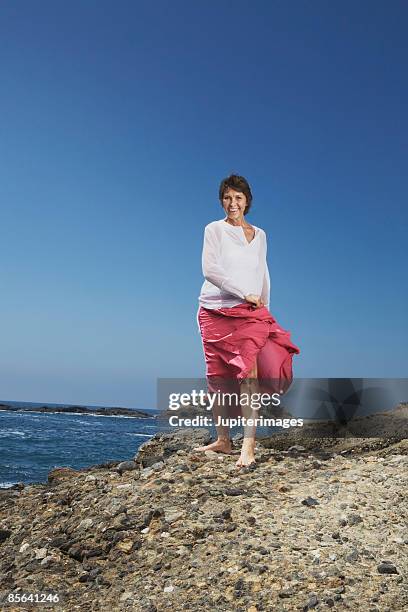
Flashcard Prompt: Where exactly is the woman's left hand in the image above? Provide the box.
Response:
[245,294,264,308]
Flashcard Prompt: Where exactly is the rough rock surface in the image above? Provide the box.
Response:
[0,424,407,611]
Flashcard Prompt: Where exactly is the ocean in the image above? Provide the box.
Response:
[0,401,158,488]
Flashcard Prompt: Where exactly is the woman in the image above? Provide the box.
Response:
[194,174,300,468]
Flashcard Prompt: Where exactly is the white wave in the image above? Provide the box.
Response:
[8,410,156,419]
[126,433,153,437]
[0,481,19,489]
[0,430,26,437]
[68,419,92,425]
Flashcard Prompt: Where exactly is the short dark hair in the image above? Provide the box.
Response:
[219,174,253,215]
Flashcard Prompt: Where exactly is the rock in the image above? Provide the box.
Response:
[0,529,12,543]
[134,428,211,467]
[347,513,363,525]
[224,488,246,496]
[279,587,295,597]
[141,467,155,479]
[34,547,48,560]
[78,518,94,530]
[164,509,184,524]
[301,497,320,507]
[345,549,359,562]
[40,555,57,566]
[377,562,399,574]
[307,594,319,608]
[116,540,137,553]
[117,460,138,474]
[47,467,81,484]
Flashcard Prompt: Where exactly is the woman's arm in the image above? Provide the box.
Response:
[202,224,248,299]
[260,230,270,309]
[261,261,270,309]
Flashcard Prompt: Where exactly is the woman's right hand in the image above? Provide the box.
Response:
[245,294,264,308]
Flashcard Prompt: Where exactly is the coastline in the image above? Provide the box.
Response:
[0,406,407,610]
[0,402,154,419]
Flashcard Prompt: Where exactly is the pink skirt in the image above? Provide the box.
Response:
[198,303,300,399]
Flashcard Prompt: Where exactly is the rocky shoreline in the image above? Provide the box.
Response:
[0,403,152,419]
[0,407,407,611]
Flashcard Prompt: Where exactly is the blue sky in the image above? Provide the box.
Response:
[1,1,407,410]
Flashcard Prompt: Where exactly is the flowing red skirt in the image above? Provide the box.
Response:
[198,303,300,403]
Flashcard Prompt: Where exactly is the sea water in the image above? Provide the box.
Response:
[0,403,158,488]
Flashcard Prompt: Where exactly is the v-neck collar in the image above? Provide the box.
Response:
[221,218,260,245]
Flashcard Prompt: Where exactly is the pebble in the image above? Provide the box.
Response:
[301,496,320,507]
[377,562,399,574]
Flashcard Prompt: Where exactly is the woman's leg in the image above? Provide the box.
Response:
[193,393,232,453]
[236,358,259,467]
[193,379,234,453]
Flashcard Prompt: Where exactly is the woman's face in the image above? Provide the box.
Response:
[222,187,247,222]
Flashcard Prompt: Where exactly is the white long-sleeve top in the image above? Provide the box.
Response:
[198,218,270,311]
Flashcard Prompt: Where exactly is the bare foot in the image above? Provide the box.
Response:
[193,439,232,454]
[236,441,256,468]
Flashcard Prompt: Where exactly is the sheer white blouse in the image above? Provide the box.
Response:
[198,218,270,311]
